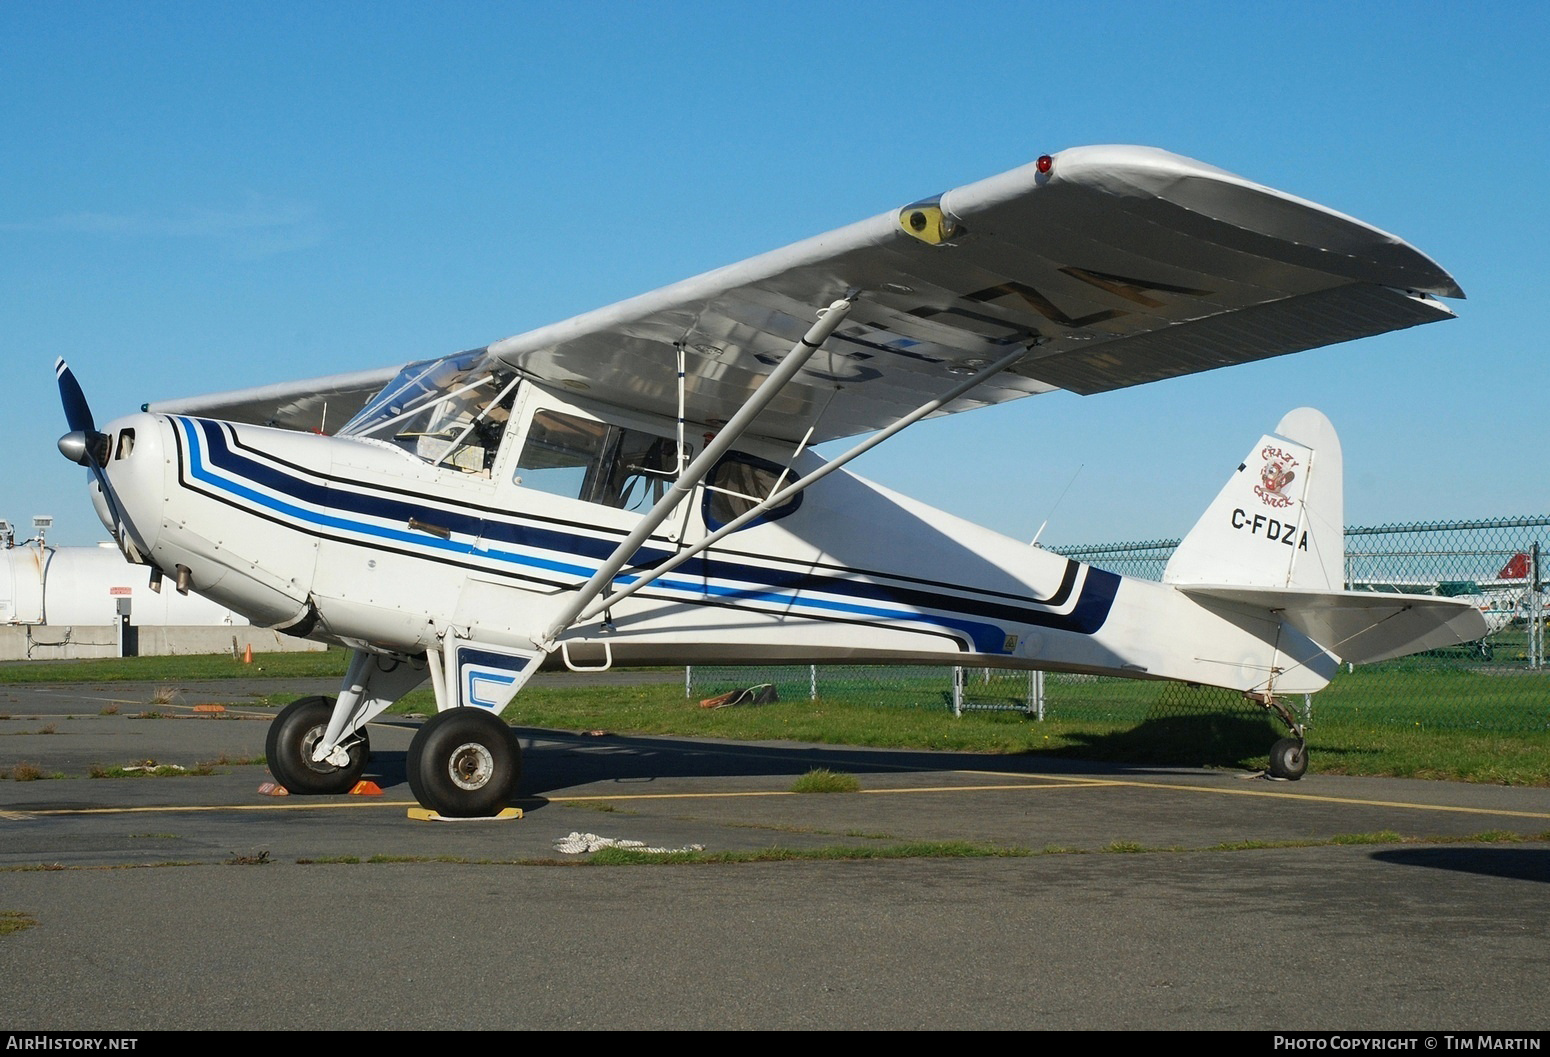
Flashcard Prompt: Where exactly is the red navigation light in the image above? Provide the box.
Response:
[1035,154,1053,174]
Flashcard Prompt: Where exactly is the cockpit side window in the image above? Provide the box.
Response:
[608,432,678,511]
[514,410,609,501]
[515,409,684,510]
[702,452,802,531]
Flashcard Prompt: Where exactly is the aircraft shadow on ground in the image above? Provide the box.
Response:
[362,720,1271,802]
[1047,712,1281,772]
[1370,847,1550,884]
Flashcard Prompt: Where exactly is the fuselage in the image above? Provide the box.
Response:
[87,379,1337,695]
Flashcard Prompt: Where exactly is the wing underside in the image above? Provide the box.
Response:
[485,146,1458,443]
[146,146,1460,442]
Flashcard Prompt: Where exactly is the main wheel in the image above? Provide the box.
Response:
[1267,737,1308,780]
[407,708,521,817]
[265,695,370,794]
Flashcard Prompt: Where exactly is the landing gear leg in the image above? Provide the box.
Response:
[1249,691,1309,781]
[402,640,539,816]
[264,648,428,794]
[266,696,370,794]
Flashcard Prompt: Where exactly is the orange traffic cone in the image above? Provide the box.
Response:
[242,643,253,664]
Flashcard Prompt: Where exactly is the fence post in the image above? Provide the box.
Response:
[1033,670,1046,721]
[951,667,964,717]
[684,666,692,699]
[810,664,818,701]
[1531,543,1544,670]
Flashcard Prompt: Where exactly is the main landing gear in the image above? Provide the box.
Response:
[1251,692,1309,781]
[265,696,371,794]
[262,648,528,817]
[407,708,523,817]
[264,696,523,815]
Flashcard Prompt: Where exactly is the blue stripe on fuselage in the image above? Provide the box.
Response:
[173,417,1116,653]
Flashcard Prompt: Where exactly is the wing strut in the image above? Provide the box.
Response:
[570,343,1032,626]
[535,297,856,649]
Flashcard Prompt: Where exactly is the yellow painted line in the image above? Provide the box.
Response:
[1136,782,1550,820]
[545,778,1121,803]
[860,782,1127,795]
[549,773,1550,821]
[5,771,1547,822]
[7,800,422,817]
[1,781,1087,817]
[956,769,1550,820]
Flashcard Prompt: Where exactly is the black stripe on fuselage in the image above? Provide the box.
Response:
[172,417,1116,638]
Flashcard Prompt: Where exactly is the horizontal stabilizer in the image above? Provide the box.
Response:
[1180,585,1489,665]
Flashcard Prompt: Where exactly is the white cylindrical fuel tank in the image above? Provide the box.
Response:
[0,543,46,624]
[1,543,242,627]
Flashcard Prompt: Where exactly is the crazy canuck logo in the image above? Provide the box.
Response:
[1254,445,1297,509]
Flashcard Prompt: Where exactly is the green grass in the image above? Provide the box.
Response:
[4,650,1548,784]
[5,763,64,782]
[0,911,37,936]
[0,649,351,684]
[790,768,860,793]
[496,679,1550,784]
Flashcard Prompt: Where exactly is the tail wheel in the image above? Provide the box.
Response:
[265,695,370,794]
[1267,737,1308,781]
[407,708,521,817]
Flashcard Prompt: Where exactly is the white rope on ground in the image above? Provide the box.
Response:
[554,831,706,855]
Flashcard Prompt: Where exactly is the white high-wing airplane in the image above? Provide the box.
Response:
[1349,552,1540,646]
[56,146,1488,815]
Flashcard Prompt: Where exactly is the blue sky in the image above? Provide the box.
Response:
[3,1,1545,548]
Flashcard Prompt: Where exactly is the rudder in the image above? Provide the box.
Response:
[1164,408,1343,591]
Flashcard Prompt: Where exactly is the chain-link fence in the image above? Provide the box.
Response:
[688,516,1550,733]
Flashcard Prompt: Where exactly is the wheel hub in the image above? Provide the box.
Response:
[299,725,339,774]
[448,742,494,791]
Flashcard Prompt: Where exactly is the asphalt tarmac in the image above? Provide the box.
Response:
[2,677,1549,1031]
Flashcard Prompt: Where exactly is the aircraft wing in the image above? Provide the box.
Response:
[483,145,1460,443]
[1179,585,1490,666]
[146,146,1461,443]
[145,365,404,433]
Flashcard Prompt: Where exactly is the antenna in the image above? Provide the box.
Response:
[1029,465,1082,547]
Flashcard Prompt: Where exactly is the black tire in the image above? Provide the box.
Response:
[407,708,521,817]
[265,695,370,794]
[1267,737,1308,780]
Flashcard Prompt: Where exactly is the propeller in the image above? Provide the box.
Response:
[56,357,97,436]
[54,358,124,543]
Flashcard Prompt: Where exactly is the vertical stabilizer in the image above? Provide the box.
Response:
[1164,408,1343,591]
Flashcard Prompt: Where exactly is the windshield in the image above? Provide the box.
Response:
[339,351,517,474]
